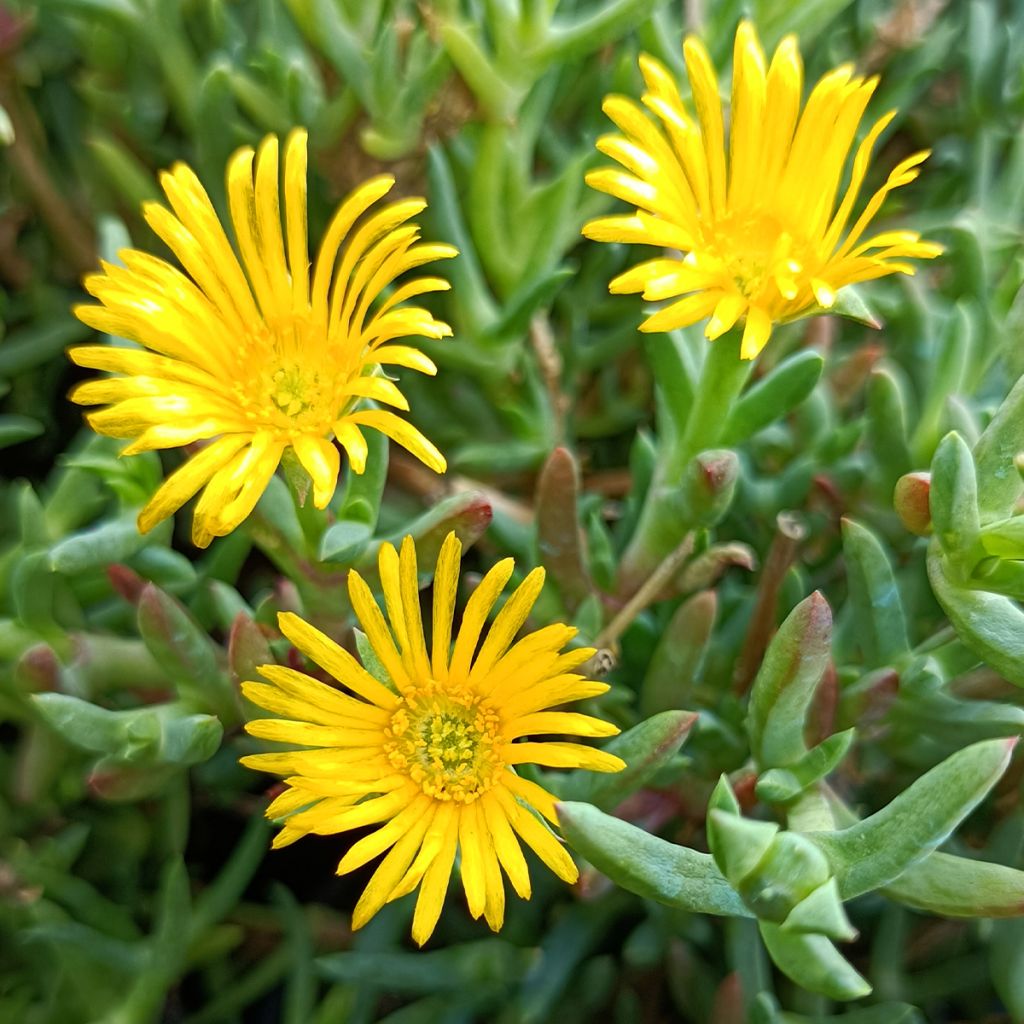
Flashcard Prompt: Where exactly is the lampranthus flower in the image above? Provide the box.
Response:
[69,129,457,547]
[241,532,625,944]
[583,21,942,359]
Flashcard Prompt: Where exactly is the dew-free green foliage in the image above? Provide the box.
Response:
[3,0,1024,1021]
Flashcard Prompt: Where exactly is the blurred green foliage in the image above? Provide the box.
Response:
[3,0,1024,1021]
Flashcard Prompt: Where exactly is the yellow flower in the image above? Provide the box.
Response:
[583,21,942,359]
[69,129,457,547]
[241,532,625,945]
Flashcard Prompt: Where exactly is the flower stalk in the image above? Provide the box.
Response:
[618,327,751,593]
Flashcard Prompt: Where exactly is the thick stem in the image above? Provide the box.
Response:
[618,329,752,595]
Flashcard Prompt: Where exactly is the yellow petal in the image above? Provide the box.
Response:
[448,557,516,680]
[347,569,412,691]
[334,420,369,473]
[351,803,434,930]
[292,435,341,509]
[504,741,626,773]
[740,306,772,359]
[480,791,531,899]
[495,786,578,884]
[431,532,462,679]
[276,611,400,709]
[346,409,446,474]
[458,800,487,920]
[412,805,460,946]
[283,127,310,308]
[137,435,249,534]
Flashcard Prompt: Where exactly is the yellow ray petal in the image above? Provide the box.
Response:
[336,794,434,875]
[412,804,460,946]
[276,611,400,709]
[292,435,341,509]
[480,791,531,899]
[137,434,249,534]
[284,128,310,308]
[504,740,626,772]
[347,569,412,691]
[495,786,579,884]
[458,800,487,920]
[448,558,516,680]
[351,805,434,930]
[345,409,446,474]
[470,567,546,679]
[431,532,462,679]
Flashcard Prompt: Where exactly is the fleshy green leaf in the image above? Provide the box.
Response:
[758,922,871,1001]
[559,710,696,809]
[841,519,909,668]
[809,738,1016,898]
[865,366,912,497]
[929,431,981,567]
[884,849,1024,918]
[928,550,1024,686]
[319,519,374,564]
[641,590,716,716]
[50,512,153,575]
[722,350,824,445]
[747,592,832,768]
[829,285,881,329]
[556,801,751,917]
[755,730,856,804]
[33,694,222,767]
[137,584,237,721]
[973,365,1024,521]
[535,446,593,612]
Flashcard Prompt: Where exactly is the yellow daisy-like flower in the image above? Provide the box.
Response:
[584,21,942,359]
[241,532,625,945]
[69,129,457,547]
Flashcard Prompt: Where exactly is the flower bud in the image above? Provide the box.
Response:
[682,449,739,527]
[894,471,932,536]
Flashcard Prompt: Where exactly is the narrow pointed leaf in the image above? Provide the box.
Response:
[830,285,881,329]
[866,367,912,497]
[556,801,751,917]
[641,591,716,715]
[755,729,855,804]
[748,592,832,768]
[809,738,1016,898]
[973,367,1024,521]
[841,519,909,667]
[884,849,1024,917]
[560,710,697,809]
[929,431,981,563]
[758,922,871,1001]
[722,351,824,444]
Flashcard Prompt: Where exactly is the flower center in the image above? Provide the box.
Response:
[709,212,806,303]
[384,684,503,802]
[232,315,356,435]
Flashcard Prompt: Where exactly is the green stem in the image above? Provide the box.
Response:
[618,329,752,594]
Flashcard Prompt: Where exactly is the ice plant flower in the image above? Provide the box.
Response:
[583,21,942,358]
[240,532,625,944]
[68,129,457,547]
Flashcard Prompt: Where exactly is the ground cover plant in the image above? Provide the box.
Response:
[3,0,1024,1021]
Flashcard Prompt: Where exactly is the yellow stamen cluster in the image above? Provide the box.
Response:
[386,684,502,802]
